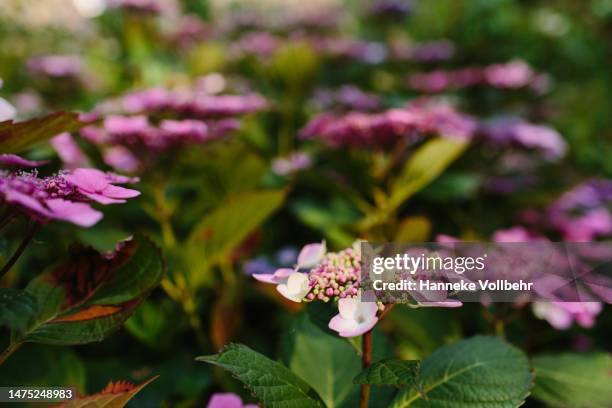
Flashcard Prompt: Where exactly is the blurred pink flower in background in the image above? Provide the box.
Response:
[532,301,602,330]
[51,133,89,169]
[547,179,612,241]
[272,153,312,176]
[207,393,258,408]
[479,118,566,159]
[300,100,476,148]
[26,55,82,78]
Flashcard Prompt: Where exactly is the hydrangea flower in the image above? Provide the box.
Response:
[547,179,612,241]
[532,301,602,330]
[0,158,139,227]
[408,59,550,93]
[300,100,476,148]
[26,55,82,78]
[206,393,258,408]
[64,168,140,205]
[478,118,567,159]
[51,133,89,169]
[0,98,16,122]
[311,86,382,112]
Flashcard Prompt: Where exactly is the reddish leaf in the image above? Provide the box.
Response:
[56,376,158,408]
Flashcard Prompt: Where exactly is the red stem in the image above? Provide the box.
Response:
[359,330,373,408]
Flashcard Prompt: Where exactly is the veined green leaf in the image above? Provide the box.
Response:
[197,343,323,408]
[0,288,38,332]
[282,313,361,408]
[390,336,532,408]
[16,235,164,345]
[354,360,420,388]
[532,353,612,408]
[0,112,83,153]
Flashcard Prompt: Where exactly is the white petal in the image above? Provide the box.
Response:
[338,297,359,320]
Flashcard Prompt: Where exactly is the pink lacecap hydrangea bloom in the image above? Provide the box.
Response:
[1,157,139,227]
[207,393,258,408]
[299,99,476,148]
[547,179,612,241]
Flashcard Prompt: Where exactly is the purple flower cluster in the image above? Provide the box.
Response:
[478,118,566,159]
[409,59,550,93]
[306,247,360,302]
[112,88,267,118]
[299,100,476,148]
[311,86,381,112]
[79,86,266,172]
[26,55,82,78]
[547,179,612,241]
[390,39,456,62]
[1,162,139,227]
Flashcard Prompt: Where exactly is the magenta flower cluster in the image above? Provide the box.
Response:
[1,159,139,227]
[110,88,267,118]
[77,86,267,172]
[26,55,82,78]
[478,118,567,159]
[409,59,550,93]
[311,85,381,112]
[299,100,476,148]
[547,179,612,241]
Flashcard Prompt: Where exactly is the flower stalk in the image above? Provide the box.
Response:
[0,223,40,279]
[359,329,373,408]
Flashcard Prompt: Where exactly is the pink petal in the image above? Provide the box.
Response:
[101,184,140,199]
[207,393,245,408]
[252,273,279,284]
[45,198,103,227]
[80,191,127,204]
[65,168,110,192]
[342,317,378,337]
[328,314,358,333]
[297,241,326,268]
[338,297,358,319]
[0,154,48,168]
[4,190,51,218]
[51,132,89,169]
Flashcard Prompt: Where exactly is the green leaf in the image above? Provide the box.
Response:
[16,234,164,345]
[0,288,38,332]
[187,190,286,271]
[282,313,361,408]
[197,343,323,408]
[390,336,532,408]
[354,360,420,388]
[359,138,468,230]
[390,139,468,207]
[0,112,83,153]
[394,216,432,242]
[532,353,612,408]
